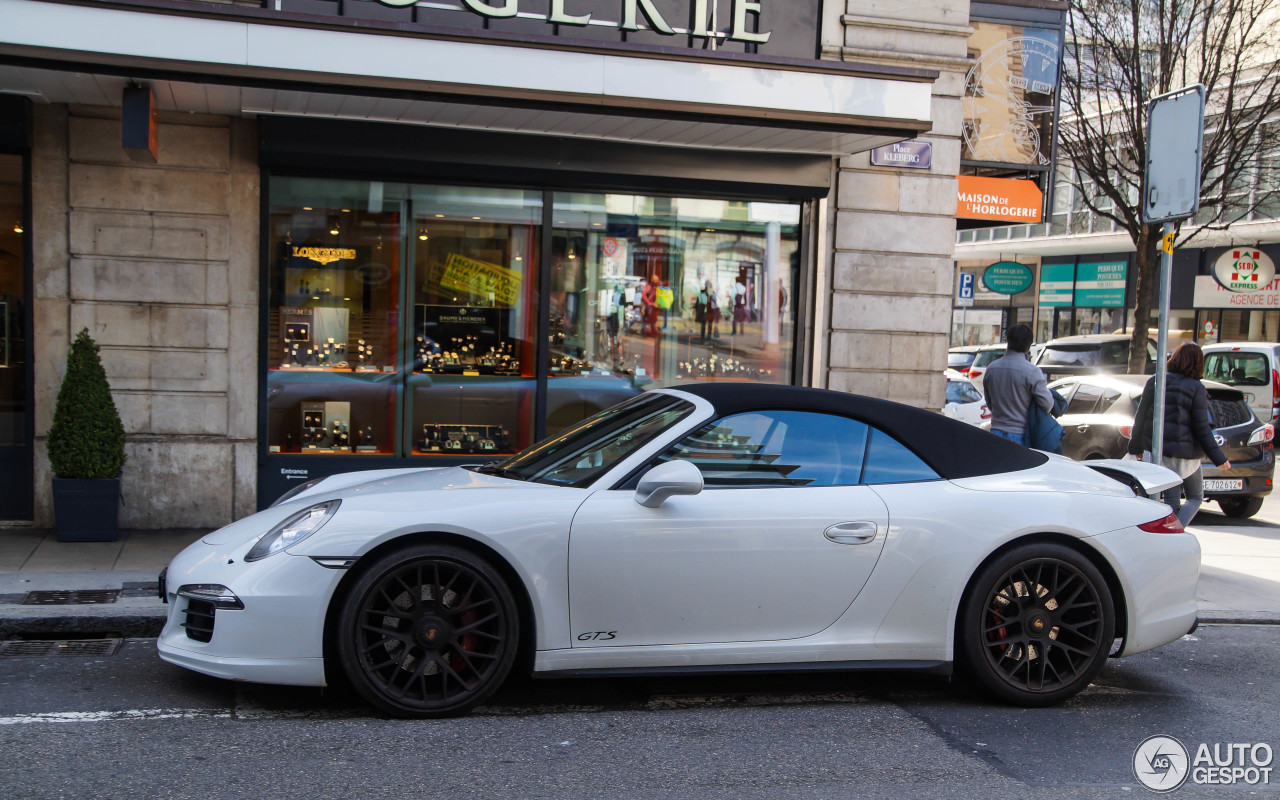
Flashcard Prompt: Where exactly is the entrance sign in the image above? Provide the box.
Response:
[1143,86,1206,224]
[982,261,1033,294]
[956,176,1043,222]
[1212,248,1276,293]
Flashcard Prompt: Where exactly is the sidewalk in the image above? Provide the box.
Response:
[0,527,204,637]
[1,502,1278,639]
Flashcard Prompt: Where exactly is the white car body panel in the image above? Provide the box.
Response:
[157,387,1201,693]
[568,485,889,647]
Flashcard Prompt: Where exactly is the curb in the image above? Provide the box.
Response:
[0,611,166,638]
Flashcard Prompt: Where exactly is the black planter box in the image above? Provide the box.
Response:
[52,477,121,542]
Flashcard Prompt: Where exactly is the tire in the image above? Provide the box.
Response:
[337,543,519,718]
[957,543,1115,706]
[1219,496,1265,518]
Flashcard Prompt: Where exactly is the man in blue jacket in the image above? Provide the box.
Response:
[982,324,1053,446]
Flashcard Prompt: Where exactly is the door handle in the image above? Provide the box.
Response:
[824,521,879,545]
[1076,425,1090,433]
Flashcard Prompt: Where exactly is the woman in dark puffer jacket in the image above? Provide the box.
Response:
[1128,341,1230,526]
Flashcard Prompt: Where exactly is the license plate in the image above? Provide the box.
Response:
[1204,479,1243,492]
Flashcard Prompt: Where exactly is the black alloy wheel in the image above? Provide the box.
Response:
[958,543,1115,706]
[1219,496,1264,518]
[337,544,519,718]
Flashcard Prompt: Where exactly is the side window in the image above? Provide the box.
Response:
[862,428,940,485]
[1098,388,1123,413]
[1064,383,1103,414]
[658,410,869,487]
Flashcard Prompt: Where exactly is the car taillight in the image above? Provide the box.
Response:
[970,368,983,379]
[1272,369,1279,412]
[1138,513,1184,533]
[1119,424,1133,439]
[1248,423,1275,445]
[980,403,991,419]
[959,366,971,376]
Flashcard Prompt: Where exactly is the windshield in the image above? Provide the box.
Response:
[948,352,976,368]
[482,393,695,487]
[946,379,982,404]
[972,348,1005,368]
[1205,352,1270,386]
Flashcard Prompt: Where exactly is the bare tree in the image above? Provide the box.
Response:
[1059,0,1280,371]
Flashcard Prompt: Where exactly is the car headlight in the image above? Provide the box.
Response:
[246,500,340,562]
[270,477,328,508]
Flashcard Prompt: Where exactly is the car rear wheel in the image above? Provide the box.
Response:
[958,543,1115,706]
[337,543,519,718]
[1219,496,1265,518]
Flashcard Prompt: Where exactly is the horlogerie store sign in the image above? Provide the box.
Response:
[171,0,821,59]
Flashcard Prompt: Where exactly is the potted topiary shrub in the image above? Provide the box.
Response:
[48,328,126,542]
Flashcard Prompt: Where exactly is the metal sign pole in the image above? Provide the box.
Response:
[1143,84,1206,467]
[1153,224,1174,463]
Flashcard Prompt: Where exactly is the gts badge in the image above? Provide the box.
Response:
[577,631,617,641]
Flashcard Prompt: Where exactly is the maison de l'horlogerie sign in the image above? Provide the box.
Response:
[290,0,820,59]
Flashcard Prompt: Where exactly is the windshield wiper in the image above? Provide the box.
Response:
[471,462,516,479]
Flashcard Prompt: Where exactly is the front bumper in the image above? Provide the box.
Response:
[156,536,347,687]
[1087,525,1201,658]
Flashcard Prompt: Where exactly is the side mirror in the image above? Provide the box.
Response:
[634,460,704,508]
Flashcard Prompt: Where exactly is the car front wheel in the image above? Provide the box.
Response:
[1219,496,1265,518]
[958,543,1115,706]
[337,543,519,718]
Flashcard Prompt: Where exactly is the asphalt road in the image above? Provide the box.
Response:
[1,624,1276,799]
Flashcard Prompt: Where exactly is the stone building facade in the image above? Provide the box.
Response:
[0,0,1038,528]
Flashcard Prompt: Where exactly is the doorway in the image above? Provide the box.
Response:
[0,153,30,519]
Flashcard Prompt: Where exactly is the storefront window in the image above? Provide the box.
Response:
[408,185,541,456]
[263,180,804,464]
[547,193,800,435]
[266,177,403,456]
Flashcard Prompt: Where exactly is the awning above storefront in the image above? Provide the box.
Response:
[0,0,936,157]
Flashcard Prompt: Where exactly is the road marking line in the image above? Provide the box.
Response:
[0,708,233,725]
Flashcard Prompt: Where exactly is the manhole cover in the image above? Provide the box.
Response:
[22,590,120,606]
[0,639,122,657]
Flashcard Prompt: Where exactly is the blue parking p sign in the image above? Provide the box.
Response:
[958,272,975,300]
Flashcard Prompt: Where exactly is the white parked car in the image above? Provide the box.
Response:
[1204,341,1280,423]
[158,385,1195,717]
[942,368,990,426]
[965,343,1006,395]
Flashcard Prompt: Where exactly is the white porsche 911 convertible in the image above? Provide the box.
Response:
[158,384,1198,717]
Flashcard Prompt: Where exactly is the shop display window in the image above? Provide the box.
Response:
[546,193,801,436]
[407,185,542,456]
[266,177,403,456]
[263,179,804,461]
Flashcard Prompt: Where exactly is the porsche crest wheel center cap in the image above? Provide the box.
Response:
[414,615,453,648]
[1026,611,1050,638]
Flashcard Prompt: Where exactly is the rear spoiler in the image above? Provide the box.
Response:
[1082,459,1182,499]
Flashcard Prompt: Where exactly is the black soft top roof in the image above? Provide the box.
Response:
[670,383,1048,480]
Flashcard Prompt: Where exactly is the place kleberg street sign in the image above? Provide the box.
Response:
[956,176,1043,222]
[982,261,1033,294]
[870,141,932,169]
[1074,261,1127,307]
[1213,248,1276,293]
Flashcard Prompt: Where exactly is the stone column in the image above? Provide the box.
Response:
[820,0,972,411]
[32,103,259,529]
